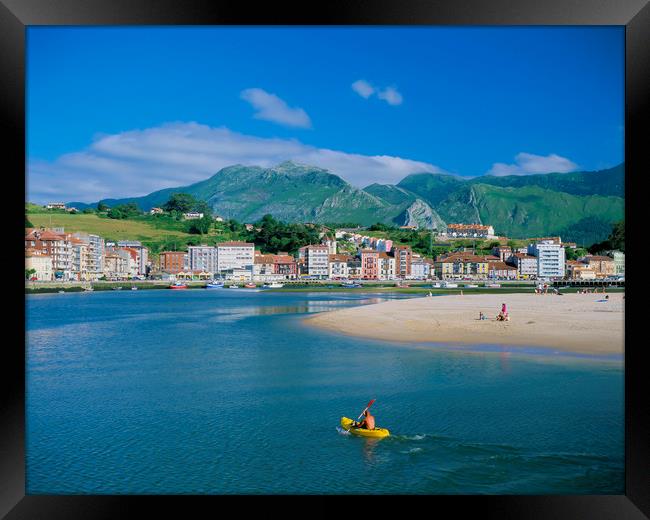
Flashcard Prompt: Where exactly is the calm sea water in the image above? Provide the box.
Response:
[26,290,624,494]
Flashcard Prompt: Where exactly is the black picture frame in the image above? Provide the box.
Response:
[3,0,647,517]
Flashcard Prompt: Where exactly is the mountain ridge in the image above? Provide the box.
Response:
[67,161,624,244]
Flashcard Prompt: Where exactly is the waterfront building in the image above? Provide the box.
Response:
[488,261,518,280]
[446,223,496,239]
[410,258,431,280]
[393,245,412,278]
[303,244,329,278]
[188,245,218,274]
[25,228,73,280]
[378,252,396,280]
[117,241,149,276]
[527,240,566,279]
[217,242,255,273]
[159,251,188,274]
[347,259,362,279]
[607,250,625,276]
[507,253,538,279]
[103,249,132,279]
[566,260,597,280]
[360,250,379,280]
[73,232,105,278]
[581,255,616,278]
[70,237,90,281]
[328,254,352,279]
[253,252,295,281]
[434,253,489,279]
[25,249,53,281]
[272,252,297,279]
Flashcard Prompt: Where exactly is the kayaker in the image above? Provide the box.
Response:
[354,410,376,430]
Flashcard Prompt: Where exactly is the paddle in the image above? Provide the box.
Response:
[355,399,376,424]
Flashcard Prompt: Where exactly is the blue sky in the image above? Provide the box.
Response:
[27,26,624,202]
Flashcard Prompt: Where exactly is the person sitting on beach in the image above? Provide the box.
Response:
[479,311,485,320]
[353,410,376,430]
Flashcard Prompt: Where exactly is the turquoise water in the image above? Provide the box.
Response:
[26,290,624,494]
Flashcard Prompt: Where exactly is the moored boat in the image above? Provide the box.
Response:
[206,281,225,289]
[169,282,188,290]
[244,283,257,289]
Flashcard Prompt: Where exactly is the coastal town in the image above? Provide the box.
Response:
[25,208,625,286]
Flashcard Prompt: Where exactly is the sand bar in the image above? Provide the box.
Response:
[305,293,624,355]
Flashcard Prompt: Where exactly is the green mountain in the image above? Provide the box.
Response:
[69,161,624,245]
[74,161,444,229]
[392,164,624,244]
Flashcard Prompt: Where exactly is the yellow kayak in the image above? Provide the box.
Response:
[340,417,390,438]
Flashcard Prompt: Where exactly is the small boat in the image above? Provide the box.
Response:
[341,282,362,288]
[131,286,138,291]
[112,286,123,290]
[440,282,458,288]
[244,283,257,289]
[58,290,65,294]
[267,282,284,288]
[340,417,390,438]
[486,283,501,288]
[228,284,240,289]
[464,284,479,288]
[169,282,188,290]
[206,281,225,289]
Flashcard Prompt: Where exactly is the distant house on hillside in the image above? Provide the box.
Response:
[150,207,164,215]
[183,212,204,220]
[45,203,66,210]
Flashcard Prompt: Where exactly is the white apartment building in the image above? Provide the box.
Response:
[378,253,396,280]
[304,245,329,278]
[188,245,218,274]
[117,241,149,276]
[216,242,255,273]
[328,254,350,279]
[73,232,105,277]
[527,240,565,279]
[507,253,538,278]
[25,250,53,281]
[410,259,431,280]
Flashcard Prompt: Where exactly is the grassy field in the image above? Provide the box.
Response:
[28,213,188,241]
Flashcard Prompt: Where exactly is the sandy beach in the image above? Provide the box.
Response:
[305,292,624,355]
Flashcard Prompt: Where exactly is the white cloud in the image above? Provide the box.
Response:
[351,79,375,99]
[377,86,403,106]
[486,152,578,176]
[27,122,446,203]
[351,80,403,106]
[240,88,312,128]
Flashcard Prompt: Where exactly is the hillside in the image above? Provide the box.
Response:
[67,161,625,245]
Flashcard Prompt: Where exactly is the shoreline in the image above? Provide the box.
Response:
[304,293,624,356]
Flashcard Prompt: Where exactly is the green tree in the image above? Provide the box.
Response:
[107,202,141,219]
[163,193,197,213]
[97,201,109,212]
[82,207,95,214]
[26,215,33,228]
[188,214,213,235]
[25,268,37,280]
